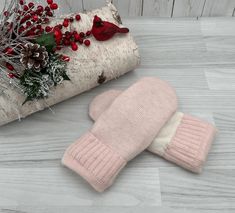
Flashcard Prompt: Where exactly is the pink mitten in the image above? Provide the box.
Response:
[62,77,177,192]
[89,90,217,173]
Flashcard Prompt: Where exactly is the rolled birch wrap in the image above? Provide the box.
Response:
[0,3,140,126]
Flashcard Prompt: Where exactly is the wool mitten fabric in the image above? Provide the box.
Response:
[89,90,217,173]
[62,77,177,192]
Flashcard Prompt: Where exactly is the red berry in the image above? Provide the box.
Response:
[84,39,91,46]
[23,5,28,11]
[53,26,60,31]
[25,14,31,20]
[26,21,32,27]
[46,11,53,17]
[28,30,35,36]
[86,30,91,36]
[28,2,34,8]
[63,19,69,27]
[36,10,43,16]
[36,24,42,29]
[20,17,26,24]
[47,0,53,4]
[61,55,70,62]
[45,26,52,32]
[54,29,61,36]
[65,31,71,39]
[69,17,74,22]
[40,28,44,33]
[73,32,83,43]
[30,10,36,16]
[50,3,58,10]
[65,34,71,40]
[32,15,38,22]
[78,38,83,44]
[57,24,62,29]
[45,6,50,11]
[37,5,44,12]
[56,39,61,45]
[3,11,9,17]
[19,0,25,5]
[6,63,14,71]
[79,32,85,38]
[19,26,25,33]
[44,17,49,23]
[54,24,62,30]
[75,14,81,21]
[63,39,70,46]
[74,33,80,41]
[54,29,62,41]
[71,42,78,51]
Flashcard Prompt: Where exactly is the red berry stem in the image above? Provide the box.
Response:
[44,12,93,52]
[3,0,93,69]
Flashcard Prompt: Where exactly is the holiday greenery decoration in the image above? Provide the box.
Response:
[20,53,69,104]
[0,0,95,104]
[0,0,130,104]
[0,1,139,127]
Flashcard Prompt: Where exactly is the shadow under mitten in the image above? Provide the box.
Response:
[89,90,217,173]
[62,77,177,192]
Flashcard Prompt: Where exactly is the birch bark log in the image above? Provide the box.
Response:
[0,3,140,126]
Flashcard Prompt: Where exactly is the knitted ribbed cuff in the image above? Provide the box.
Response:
[163,114,216,173]
[62,132,126,192]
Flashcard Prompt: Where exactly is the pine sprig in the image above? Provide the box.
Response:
[20,53,69,104]
[20,71,49,104]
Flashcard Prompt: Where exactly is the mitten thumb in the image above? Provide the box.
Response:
[89,90,122,120]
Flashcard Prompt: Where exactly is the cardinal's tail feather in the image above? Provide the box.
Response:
[117,27,129,33]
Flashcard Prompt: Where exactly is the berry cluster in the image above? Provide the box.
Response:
[5,0,59,37]
[50,15,91,53]
[2,0,92,79]
[5,0,91,51]
[2,0,60,77]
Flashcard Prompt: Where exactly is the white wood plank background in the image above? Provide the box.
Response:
[172,0,206,17]
[142,0,174,17]
[1,0,235,17]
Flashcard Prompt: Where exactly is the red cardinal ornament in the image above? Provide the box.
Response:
[91,15,129,41]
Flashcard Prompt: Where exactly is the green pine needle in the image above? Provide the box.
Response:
[20,53,70,104]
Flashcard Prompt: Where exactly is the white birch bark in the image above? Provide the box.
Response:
[0,3,140,126]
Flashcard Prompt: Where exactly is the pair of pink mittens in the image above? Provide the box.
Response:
[62,77,216,192]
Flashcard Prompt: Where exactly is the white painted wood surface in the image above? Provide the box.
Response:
[0,17,235,212]
[2,0,235,17]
